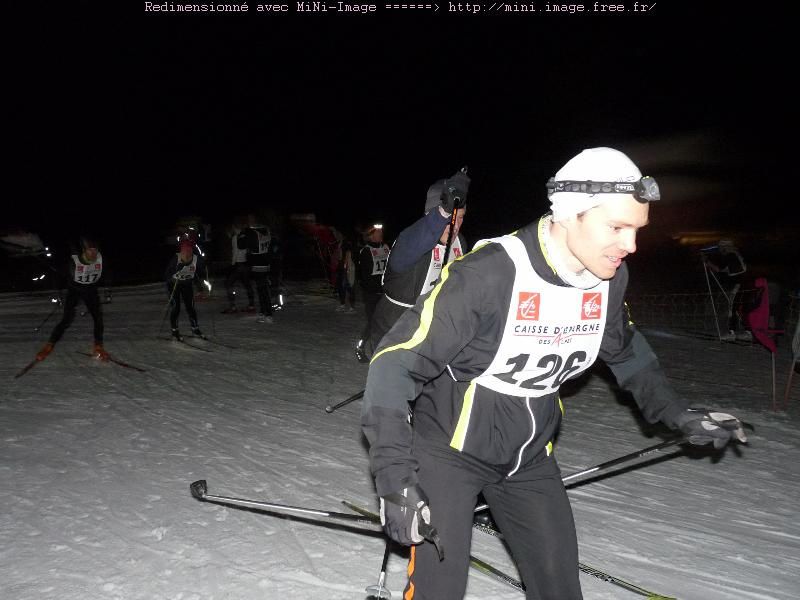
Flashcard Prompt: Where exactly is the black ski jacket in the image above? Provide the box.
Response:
[369,209,466,350]
[362,216,689,497]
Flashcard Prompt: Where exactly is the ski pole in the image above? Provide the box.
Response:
[190,480,444,560]
[190,480,380,528]
[158,281,178,336]
[325,388,365,413]
[33,302,61,332]
[365,540,392,599]
[474,436,686,513]
[702,257,723,340]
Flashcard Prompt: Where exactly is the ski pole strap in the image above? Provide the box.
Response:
[382,491,445,560]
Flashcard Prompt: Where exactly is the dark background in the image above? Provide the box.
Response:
[4,2,795,293]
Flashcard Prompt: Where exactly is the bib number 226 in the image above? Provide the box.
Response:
[494,351,588,390]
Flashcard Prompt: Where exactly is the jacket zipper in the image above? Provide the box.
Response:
[507,397,536,477]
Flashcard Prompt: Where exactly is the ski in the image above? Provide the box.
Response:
[75,351,147,372]
[192,335,238,350]
[472,521,675,599]
[342,501,524,593]
[158,336,213,353]
[14,357,42,379]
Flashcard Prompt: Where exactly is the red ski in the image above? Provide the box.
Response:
[14,357,42,379]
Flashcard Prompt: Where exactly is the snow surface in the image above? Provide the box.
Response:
[2,280,799,600]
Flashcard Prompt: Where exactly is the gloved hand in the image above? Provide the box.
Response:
[675,408,747,449]
[441,168,470,213]
[379,484,446,560]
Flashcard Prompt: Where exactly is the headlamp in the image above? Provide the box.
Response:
[546,175,660,203]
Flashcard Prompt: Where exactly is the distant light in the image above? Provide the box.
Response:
[203,279,212,292]
[46,252,52,257]
[373,224,383,230]
[51,297,59,303]
[45,246,49,251]
[32,274,46,281]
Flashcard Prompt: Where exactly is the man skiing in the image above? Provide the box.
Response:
[239,215,275,324]
[223,221,256,313]
[356,167,469,363]
[355,223,390,353]
[702,238,748,340]
[36,236,111,361]
[165,239,204,340]
[361,148,746,600]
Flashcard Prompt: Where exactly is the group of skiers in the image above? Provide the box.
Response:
[33,214,280,362]
[26,148,749,600]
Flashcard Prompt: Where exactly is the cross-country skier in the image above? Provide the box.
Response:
[355,168,469,363]
[361,148,747,600]
[36,236,111,361]
[355,223,390,350]
[223,221,255,313]
[240,215,275,324]
[165,239,204,340]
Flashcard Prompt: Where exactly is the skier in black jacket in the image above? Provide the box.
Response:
[165,239,204,340]
[355,223,390,358]
[361,148,747,600]
[239,215,275,324]
[357,168,469,362]
[37,236,111,361]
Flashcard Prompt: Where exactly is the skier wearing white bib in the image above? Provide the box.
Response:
[37,236,110,361]
[361,148,747,600]
[165,239,204,340]
[358,168,469,363]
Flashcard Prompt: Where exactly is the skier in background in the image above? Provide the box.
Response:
[354,223,390,358]
[702,238,747,340]
[357,168,469,362]
[165,239,204,341]
[240,215,275,324]
[36,236,111,361]
[223,219,255,314]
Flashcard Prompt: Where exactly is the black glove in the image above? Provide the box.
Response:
[441,168,470,213]
[675,408,747,449]
[380,485,444,559]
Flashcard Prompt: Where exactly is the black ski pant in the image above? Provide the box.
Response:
[405,436,582,600]
[225,263,254,306]
[252,270,273,316]
[359,289,382,351]
[168,282,198,331]
[49,286,103,344]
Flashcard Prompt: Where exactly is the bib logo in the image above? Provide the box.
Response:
[581,293,602,320]
[433,247,440,262]
[517,292,540,320]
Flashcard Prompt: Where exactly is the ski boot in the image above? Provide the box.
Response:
[36,342,54,361]
[171,328,183,342]
[192,327,204,338]
[473,510,496,529]
[93,342,110,361]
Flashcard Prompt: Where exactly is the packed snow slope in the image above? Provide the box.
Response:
[2,281,798,600]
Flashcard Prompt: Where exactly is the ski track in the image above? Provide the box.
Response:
[2,280,799,599]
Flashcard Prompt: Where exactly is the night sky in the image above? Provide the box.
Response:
[6,3,792,285]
